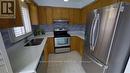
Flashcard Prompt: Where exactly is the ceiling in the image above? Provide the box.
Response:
[33,0,95,8]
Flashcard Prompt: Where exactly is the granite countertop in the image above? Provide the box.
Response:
[8,31,85,73]
[68,31,85,39]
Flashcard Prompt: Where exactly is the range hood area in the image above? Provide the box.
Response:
[53,19,69,23]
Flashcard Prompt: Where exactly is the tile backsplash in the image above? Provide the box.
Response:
[32,24,85,32]
[0,24,85,49]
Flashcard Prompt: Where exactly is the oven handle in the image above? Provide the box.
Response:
[54,37,71,47]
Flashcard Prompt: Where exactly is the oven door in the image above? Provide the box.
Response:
[55,37,70,47]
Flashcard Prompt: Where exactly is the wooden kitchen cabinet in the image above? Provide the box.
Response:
[72,9,81,24]
[46,7,53,24]
[44,44,49,63]
[44,37,54,59]
[71,36,79,51]
[60,8,69,19]
[79,38,84,56]
[52,7,69,20]
[37,6,82,25]
[28,3,39,25]
[71,36,84,56]
[38,6,47,24]
[43,43,49,70]
[15,0,23,27]
[53,7,62,20]
[43,37,54,67]
[46,37,54,54]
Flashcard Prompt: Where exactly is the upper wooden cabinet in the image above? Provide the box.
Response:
[53,7,62,20]
[0,0,23,29]
[72,9,81,24]
[28,3,39,25]
[37,7,82,25]
[46,7,53,24]
[52,7,69,20]
[38,6,47,24]
[15,0,23,26]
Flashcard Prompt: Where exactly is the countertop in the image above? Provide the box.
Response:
[8,31,85,73]
[68,31,85,39]
[8,36,47,73]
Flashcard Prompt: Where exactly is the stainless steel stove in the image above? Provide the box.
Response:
[54,29,71,53]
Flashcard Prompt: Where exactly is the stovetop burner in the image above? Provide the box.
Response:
[54,31,70,37]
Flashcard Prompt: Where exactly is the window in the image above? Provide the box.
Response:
[13,26,25,37]
[13,3,32,37]
[21,5,32,33]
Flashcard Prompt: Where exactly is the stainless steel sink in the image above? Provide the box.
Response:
[24,38,44,46]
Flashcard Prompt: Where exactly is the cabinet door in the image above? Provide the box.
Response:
[38,6,47,24]
[71,36,84,56]
[71,36,78,50]
[15,0,23,27]
[60,8,69,19]
[47,37,54,54]
[28,3,39,25]
[73,9,81,24]
[44,44,49,62]
[46,7,53,24]
[44,37,54,61]
[68,9,74,24]
[71,36,78,51]
[79,38,84,56]
[53,7,61,20]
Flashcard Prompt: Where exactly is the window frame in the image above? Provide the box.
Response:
[10,2,32,43]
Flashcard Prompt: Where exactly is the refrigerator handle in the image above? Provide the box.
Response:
[90,14,96,50]
[91,14,100,51]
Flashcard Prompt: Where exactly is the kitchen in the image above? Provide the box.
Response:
[0,0,130,73]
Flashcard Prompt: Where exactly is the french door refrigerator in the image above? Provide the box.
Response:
[82,2,130,73]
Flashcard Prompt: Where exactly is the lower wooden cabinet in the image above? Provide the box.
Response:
[44,36,84,65]
[43,37,54,64]
[44,45,49,63]
[71,36,84,56]
[47,37,54,54]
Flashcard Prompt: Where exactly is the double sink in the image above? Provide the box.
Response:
[24,38,44,46]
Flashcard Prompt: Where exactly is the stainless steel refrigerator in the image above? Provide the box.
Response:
[82,2,130,73]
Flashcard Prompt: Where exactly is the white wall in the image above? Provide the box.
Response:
[124,57,130,73]
[34,0,95,8]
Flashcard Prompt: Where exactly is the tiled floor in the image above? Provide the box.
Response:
[47,51,86,73]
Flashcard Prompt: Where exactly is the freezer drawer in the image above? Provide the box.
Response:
[82,55,105,73]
